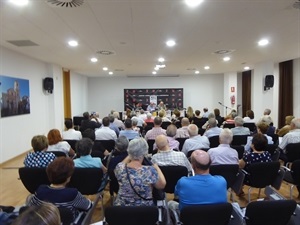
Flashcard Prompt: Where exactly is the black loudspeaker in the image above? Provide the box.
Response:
[265,75,274,88]
[43,77,54,93]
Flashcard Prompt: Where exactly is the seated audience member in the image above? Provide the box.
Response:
[171,109,182,123]
[131,118,141,134]
[277,115,295,137]
[157,101,167,111]
[259,115,275,135]
[79,112,101,134]
[175,117,190,138]
[207,129,239,165]
[153,124,179,151]
[186,106,194,122]
[74,138,107,172]
[131,112,146,127]
[182,124,210,156]
[138,109,147,121]
[244,122,273,152]
[278,118,300,155]
[147,102,157,112]
[243,109,255,123]
[223,111,237,125]
[114,138,166,206]
[24,135,56,167]
[90,112,102,124]
[152,135,192,174]
[168,150,227,211]
[203,118,222,138]
[231,116,250,136]
[145,117,167,140]
[158,109,171,122]
[28,157,92,219]
[95,117,117,141]
[119,118,140,140]
[12,202,61,225]
[239,133,272,184]
[112,111,125,130]
[47,129,75,157]
[263,108,273,121]
[144,113,154,123]
[202,107,209,118]
[108,136,129,172]
[109,115,120,137]
[62,119,82,140]
[82,128,109,159]
[201,113,216,130]
[214,108,224,126]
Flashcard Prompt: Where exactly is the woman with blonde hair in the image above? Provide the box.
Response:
[277,115,295,137]
[186,106,194,122]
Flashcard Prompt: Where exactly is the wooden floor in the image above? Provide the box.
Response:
[0,153,299,223]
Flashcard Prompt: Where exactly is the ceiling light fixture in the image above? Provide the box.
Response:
[258,39,269,46]
[244,66,250,70]
[204,66,210,70]
[185,0,203,7]
[195,70,200,74]
[158,57,165,62]
[9,0,28,6]
[166,40,176,47]
[152,71,157,75]
[109,72,113,75]
[103,67,108,71]
[223,57,231,61]
[90,58,98,62]
[68,40,78,47]
[154,67,160,71]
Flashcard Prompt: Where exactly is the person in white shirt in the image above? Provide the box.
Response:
[62,119,82,140]
[95,117,117,141]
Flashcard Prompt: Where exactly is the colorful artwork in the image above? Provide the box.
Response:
[0,75,30,118]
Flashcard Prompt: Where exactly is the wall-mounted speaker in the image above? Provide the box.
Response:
[43,77,54,93]
[264,75,274,90]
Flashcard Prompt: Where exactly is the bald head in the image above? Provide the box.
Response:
[191,150,211,173]
[181,117,190,127]
[188,124,198,137]
[155,135,169,151]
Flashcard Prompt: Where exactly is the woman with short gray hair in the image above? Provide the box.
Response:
[114,138,166,206]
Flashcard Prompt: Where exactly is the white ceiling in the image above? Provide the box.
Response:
[1,0,299,77]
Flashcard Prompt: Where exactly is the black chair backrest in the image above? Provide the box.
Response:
[58,207,74,225]
[180,203,233,225]
[147,139,156,154]
[223,123,235,129]
[209,164,239,189]
[243,123,257,132]
[265,144,280,161]
[105,206,159,225]
[159,166,188,193]
[144,122,154,133]
[286,143,300,162]
[68,168,103,195]
[161,121,171,129]
[174,121,181,128]
[291,159,300,186]
[230,145,245,159]
[19,167,50,194]
[245,200,296,225]
[176,137,189,151]
[193,118,208,129]
[231,135,248,145]
[269,133,279,145]
[63,139,78,151]
[209,135,219,148]
[48,151,67,157]
[95,140,115,152]
[247,161,280,188]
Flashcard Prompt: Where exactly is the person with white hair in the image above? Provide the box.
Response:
[203,118,222,138]
[278,118,300,153]
[112,111,125,130]
[207,129,239,165]
[114,138,166,206]
[231,116,250,136]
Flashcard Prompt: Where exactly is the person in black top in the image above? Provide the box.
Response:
[79,112,101,134]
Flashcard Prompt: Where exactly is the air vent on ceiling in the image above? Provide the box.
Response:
[213,49,235,55]
[96,50,115,55]
[7,40,39,47]
[46,0,84,7]
[293,0,300,9]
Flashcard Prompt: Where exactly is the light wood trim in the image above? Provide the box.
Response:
[63,69,71,119]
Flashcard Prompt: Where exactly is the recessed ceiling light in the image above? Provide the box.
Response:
[166,40,176,47]
[244,66,250,70]
[68,40,78,47]
[9,0,28,6]
[152,71,157,75]
[154,67,160,71]
[109,71,113,75]
[103,67,108,71]
[258,39,269,46]
[158,57,165,62]
[204,66,210,70]
[195,70,200,74]
[185,0,203,7]
[90,58,98,62]
[223,57,231,61]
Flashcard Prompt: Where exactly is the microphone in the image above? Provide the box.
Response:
[218,102,222,105]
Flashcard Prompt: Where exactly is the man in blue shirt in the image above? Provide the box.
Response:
[168,150,227,211]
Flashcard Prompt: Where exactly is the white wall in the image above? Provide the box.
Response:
[0,47,71,163]
[224,72,238,116]
[70,71,88,117]
[87,75,225,118]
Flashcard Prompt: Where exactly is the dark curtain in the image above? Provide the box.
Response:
[242,70,252,117]
[278,60,293,129]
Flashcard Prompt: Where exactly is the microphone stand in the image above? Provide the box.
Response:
[218,102,232,116]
